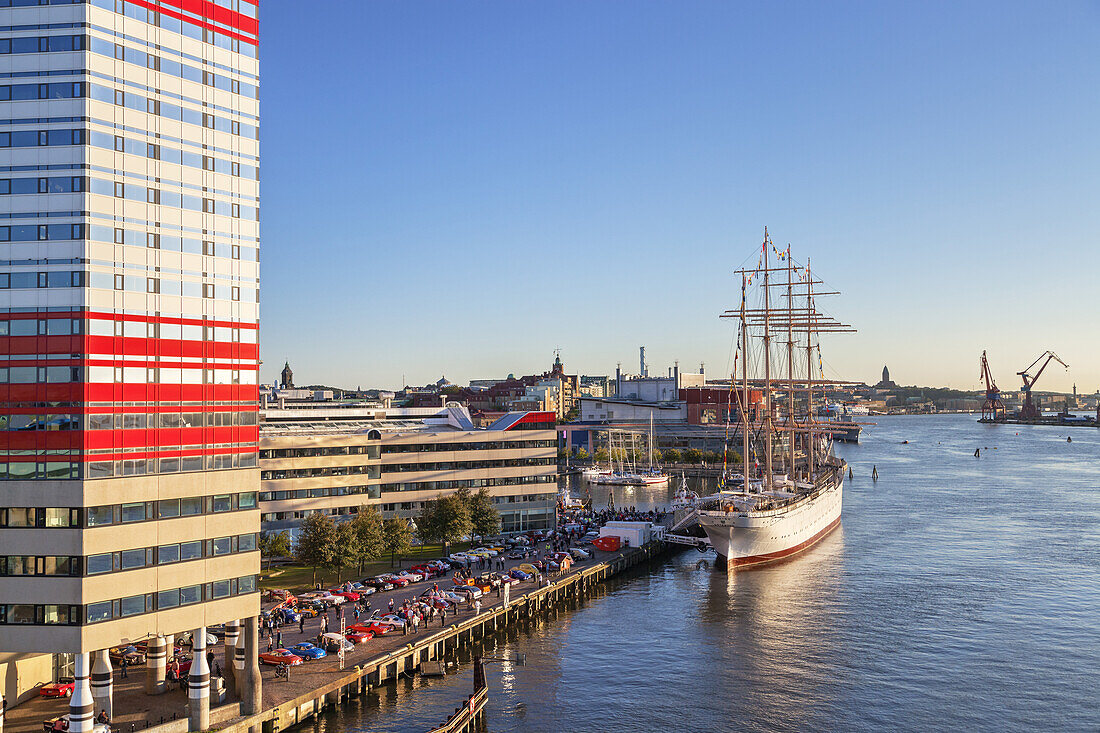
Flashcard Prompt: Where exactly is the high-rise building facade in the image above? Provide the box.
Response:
[0,0,261,722]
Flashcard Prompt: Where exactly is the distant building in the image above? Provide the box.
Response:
[875,365,897,389]
[281,361,295,389]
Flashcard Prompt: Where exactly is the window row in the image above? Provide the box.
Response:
[379,474,558,494]
[91,0,259,57]
[87,37,258,99]
[0,34,84,54]
[91,225,257,260]
[0,82,83,101]
[84,450,258,479]
[84,317,260,343]
[0,224,84,242]
[89,131,258,178]
[0,176,84,195]
[259,485,381,502]
[96,274,256,303]
[381,457,556,473]
[0,576,258,626]
[88,83,257,138]
[0,411,258,431]
[261,465,381,481]
[0,270,83,287]
[259,445,378,459]
[84,532,257,575]
[380,439,558,454]
[0,365,259,385]
[89,178,257,220]
[0,492,256,528]
[0,128,83,148]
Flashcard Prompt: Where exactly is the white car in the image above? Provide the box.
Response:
[473,547,499,557]
[395,570,423,582]
[449,553,472,563]
[317,592,345,605]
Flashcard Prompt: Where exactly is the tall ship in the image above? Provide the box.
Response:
[689,231,852,571]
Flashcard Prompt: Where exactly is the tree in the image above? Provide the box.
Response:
[296,513,337,588]
[575,447,589,461]
[330,520,362,583]
[683,448,703,463]
[382,517,413,567]
[663,448,682,464]
[467,487,501,539]
[418,492,472,554]
[350,505,385,574]
[259,530,291,572]
[593,448,609,463]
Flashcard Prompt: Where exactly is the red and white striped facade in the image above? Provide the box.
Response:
[0,0,262,655]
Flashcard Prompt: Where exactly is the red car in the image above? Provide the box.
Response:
[328,589,360,601]
[352,621,391,636]
[38,677,74,698]
[258,649,303,666]
[410,564,436,578]
[343,629,373,644]
[386,575,410,588]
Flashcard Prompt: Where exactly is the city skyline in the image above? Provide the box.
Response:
[260,1,1099,393]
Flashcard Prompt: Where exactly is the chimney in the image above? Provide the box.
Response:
[674,360,679,390]
[700,362,705,377]
[640,346,647,378]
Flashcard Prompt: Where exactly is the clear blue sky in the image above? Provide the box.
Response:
[259,1,1100,393]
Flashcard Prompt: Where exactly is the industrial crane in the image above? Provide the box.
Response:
[1017,351,1068,420]
[979,351,1005,421]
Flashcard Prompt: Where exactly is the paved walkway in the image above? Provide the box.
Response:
[6,542,595,733]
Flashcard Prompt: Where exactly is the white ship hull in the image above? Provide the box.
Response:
[698,470,843,572]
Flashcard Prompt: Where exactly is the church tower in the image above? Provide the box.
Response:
[281,361,295,389]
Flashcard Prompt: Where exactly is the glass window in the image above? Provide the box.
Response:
[237,533,256,552]
[6,508,35,527]
[238,575,256,594]
[158,544,179,564]
[44,508,71,527]
[87,601,112,623]
[179,541,202,561]
[120,549,145,570]
[179,497,202,516]
[120,503,145,522]
[158,499,180,518]
[6,556,34,575]
[212,494,232,512]
[211,580,230,599]
[42,605,71,625]
[179,585,201,605]
[86,506,112,526]
[42,557,73,576]
[157,589,179,609]
[119,595,144,617]
[7,604,35,624]
[211,537,230,556]
[87,553,112,575]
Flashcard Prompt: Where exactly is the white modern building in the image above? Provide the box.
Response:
[0,1,262,727]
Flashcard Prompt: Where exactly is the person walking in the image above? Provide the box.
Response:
[388,598,394,613]
[120,657,128,679]
[275,630,282,649]
[298,616,305,634]
[474,599,481,615]
[440,607,447,626]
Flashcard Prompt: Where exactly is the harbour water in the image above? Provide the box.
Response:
[306,414,1100,731]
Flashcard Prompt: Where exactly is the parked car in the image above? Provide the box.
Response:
[288,642,327,660]
[569,548,591,560]
[387,575,410,588]
[109,645,147,665]
[377,614,406,628]
[509,569,532,581]
[328,589,360,602]
[450,584,483,599]
[277,608,301,623]
[294,604,321,618]
[350,621,391,636]
[365,576,395,591]
[343,629,373,644]
[394,570,423,583]
[38,677,74,698]
[321,632,355,652]
[43,714,110,733]
[258,649,303,666]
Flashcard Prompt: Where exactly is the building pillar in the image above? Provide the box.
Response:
[69,652,94,733]
[233,625,246,696]
[1,691,6,733]
[89,650,113,720]
[146,636,168,695]
[223,620,240,691]
[188,627,210,731]
[240,616,262,716]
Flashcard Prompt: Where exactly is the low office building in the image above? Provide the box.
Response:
[259,405,558,540]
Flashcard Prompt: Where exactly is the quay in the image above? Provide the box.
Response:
[5,542,669,733]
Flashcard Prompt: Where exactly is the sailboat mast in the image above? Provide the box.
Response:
[648,413,654,468]
[763,231,774,488]
[741,272,750,494]
[805,260,816,478]
[786,245,795,480]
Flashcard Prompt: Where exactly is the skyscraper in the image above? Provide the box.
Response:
[0,0,261,726]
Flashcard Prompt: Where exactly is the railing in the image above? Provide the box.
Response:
[426,685,488,733]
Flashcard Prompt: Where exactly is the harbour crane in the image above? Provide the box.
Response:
[1017,351,1068,420]
[979,351,1005,421]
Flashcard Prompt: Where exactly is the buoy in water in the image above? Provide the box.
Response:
[848,466,853,480]
[872,465,879,481]
[974,448,980,457]
[1067,436,1072,443]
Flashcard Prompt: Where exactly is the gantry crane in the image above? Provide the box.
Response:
[1017,351,1068,420]
[979,351,1005,421]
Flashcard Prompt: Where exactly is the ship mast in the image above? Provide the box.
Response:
[741,271,749,494]
[805,259,815,478]
[762,230,773,489]
[786,244,796,480]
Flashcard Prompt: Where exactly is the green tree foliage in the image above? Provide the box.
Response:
[382,517,414,567]
[702,450,722,464]
[575,447,589,461]
[330,520,362,582]
[662,448,682,464]
[417,492,472,552]
[593,448,609,463]
[683,448,703,463]
[350,505,385,574]
[259,530,292,572]
[467,487,501,539]
[295,513,337,587]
